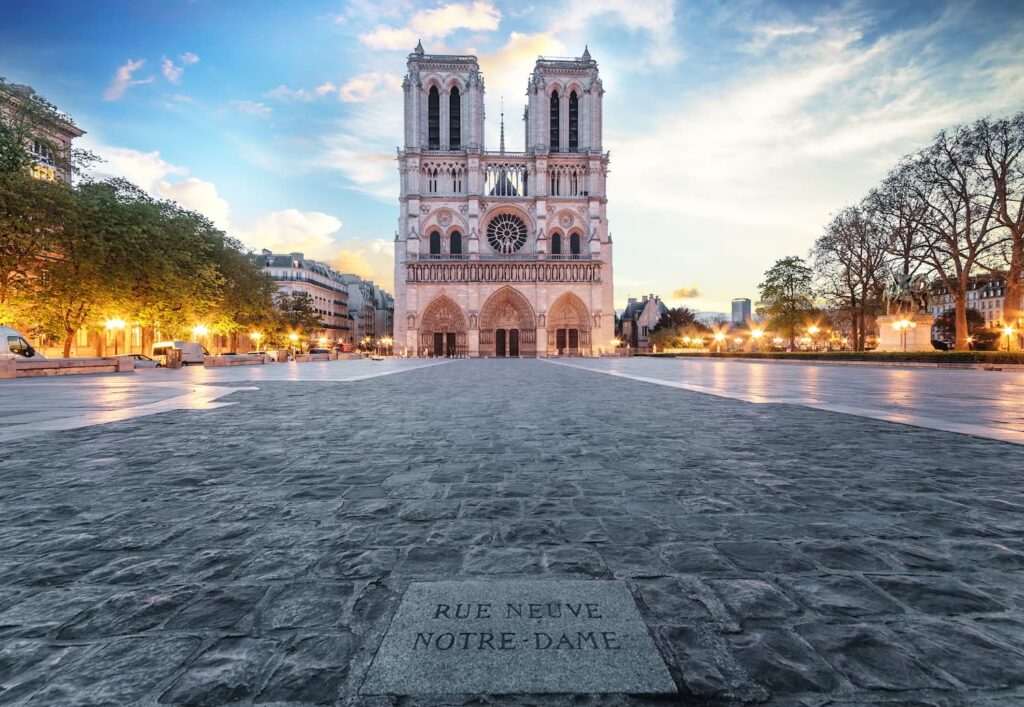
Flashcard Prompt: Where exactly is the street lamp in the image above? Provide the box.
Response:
[1004,325,1015,352]
[750,328,763,351]
[713,331,726,353]
[104,318,126,356]
[318,336,328,348]
[249,331,262,352]
[892,318,915,352]
[381,336,394,355]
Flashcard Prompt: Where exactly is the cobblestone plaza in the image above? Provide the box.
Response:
[2,359,1024,705]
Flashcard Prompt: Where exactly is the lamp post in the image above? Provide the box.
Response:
[714,331,726,353]
[751,328,764,351]
[1005,325,1015,353]
[288,332,299,357]
[381,336,394,356]
[807,325,820,351]
[893,318,915,352]
[249,331,262,352]
[104,318,126,356]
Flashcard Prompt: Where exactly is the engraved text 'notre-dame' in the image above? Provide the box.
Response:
[411,602,623,652]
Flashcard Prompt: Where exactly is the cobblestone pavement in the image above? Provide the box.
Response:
[2,359,1024,705]
[557,357,1024,445]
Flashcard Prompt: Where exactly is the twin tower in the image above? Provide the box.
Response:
[393,43,614,358]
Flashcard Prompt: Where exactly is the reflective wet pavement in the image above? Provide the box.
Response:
[1,359,1023,705]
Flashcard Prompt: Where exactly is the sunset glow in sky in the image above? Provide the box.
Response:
[3,0,1023,311]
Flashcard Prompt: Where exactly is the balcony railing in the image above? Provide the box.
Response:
[411,252,598,262]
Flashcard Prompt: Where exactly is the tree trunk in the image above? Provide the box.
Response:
[954,292,970,351]
[1004,240,1023,350]
[63,330,74,358]
[851,315,859,352]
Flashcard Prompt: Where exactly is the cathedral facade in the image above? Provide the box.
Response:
[393,43,614,357]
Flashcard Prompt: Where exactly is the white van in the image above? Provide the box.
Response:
[152,341,208,366]
[0,326,46,360]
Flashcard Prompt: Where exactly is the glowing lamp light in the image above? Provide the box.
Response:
[751,329,764,339]
[734,337,743,344]
[192,325,208,337]
[610,338,621,348]
[1005,326,1015,336]
[318,336,328,347]
[288,333,299,343]
[808,325,820,335]
[249,332,262,342]
[714,332,726,342]
[104,318,126,331]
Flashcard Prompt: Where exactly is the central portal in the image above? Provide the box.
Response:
[495,329,520,357]
[480,287,536,357]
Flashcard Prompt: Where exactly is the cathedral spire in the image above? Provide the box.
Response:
[499,97,505,154]
[414,39,424,55]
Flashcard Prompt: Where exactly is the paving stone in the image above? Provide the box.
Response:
[257,633,355,703]
[542,545,608,577]
[634,577,713,620]
[728,629,840,695]
[599,545,669,578]
[160,636,279,706]
[716,541,817,573]
[660,625,767,703]
[870,575,1005,615]
[258,582,354,631]
[797,622,949,690]
[58,585,200,639]
[399,546,465,575]
[165,585,267,629]
[709,579,801,619]
[782,575,903,617]
[26,636,201,705]
[0,587,108,638]
[794,540,893,571]
[0,640,85,703]
[656,542,735,572]
[318,548,399,579]
[891,618,1024,688]
[463,546,543,575]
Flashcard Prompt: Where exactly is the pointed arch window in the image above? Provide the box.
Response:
[450,231,462,255]
[429,231,441,256]
[549,90,560,152]
[570,232,581,256]
[449,87,461,149]
[569,91,579,151]
[551,233,562,255]
[427,86,440,150]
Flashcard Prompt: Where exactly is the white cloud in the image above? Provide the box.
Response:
[103,58,154,101]
[331,238,395,287]
[231,100,273,117]
[339,72,403,103]
[234,209,342,259]
[156,177,231,228]
[558,0,681,67]
[360,1,501,51]
[161,53,200,85]
[87,144,186,188]
[263,81,338,102]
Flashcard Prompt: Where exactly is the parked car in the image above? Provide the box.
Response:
[0,326,46,360]
[117,353,161,369]
[308,348,331,354]
[152,341,208,365]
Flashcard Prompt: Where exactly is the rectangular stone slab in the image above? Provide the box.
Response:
[361,579,676,695]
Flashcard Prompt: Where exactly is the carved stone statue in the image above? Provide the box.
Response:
[882,271,930,315]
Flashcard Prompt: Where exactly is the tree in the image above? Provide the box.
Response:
[274,291,323,338]
[813,206,888,351]
[208,239,277,352]
[971,112,1024,344]
[758,256,815,348]
[0,77,95,178]
[648,307,709,349]
[933,307,997,349]
[905,126,1005,349]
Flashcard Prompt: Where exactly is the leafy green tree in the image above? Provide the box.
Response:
[208,239,277,352]
[759,256,816,348]
[933,307,997,350]
[274,292,323,338]
[648,307,710,348]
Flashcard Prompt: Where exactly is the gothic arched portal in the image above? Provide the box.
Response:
[547,292,591,356]
[479,287,537,357]
[419,295,468,356]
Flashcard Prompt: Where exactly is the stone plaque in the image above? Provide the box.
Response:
[361,580,676,695]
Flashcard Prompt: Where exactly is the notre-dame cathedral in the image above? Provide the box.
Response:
[393,42,614,357]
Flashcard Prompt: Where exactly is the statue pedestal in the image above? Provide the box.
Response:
[876,313,935,352]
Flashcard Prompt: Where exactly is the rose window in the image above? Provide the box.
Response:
[486,213,528,254]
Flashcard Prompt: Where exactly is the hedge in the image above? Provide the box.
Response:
[636,350,1024,364]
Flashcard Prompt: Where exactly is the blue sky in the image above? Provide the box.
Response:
[3,0,1023,312]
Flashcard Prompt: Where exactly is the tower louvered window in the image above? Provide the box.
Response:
[428,87,440,150]
[449,87,461,149]
[550,91,560,152]
[569,91,579,151]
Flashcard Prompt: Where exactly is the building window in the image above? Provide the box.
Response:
[550,90,560,152]
[428,86,440,150]
[570,232,581,255]
[551,233,562,255]
[449,87,461,149]
[429,231,441,255]
[76,327,89,347]
[450,231,462,255]
[568,91,579,151]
